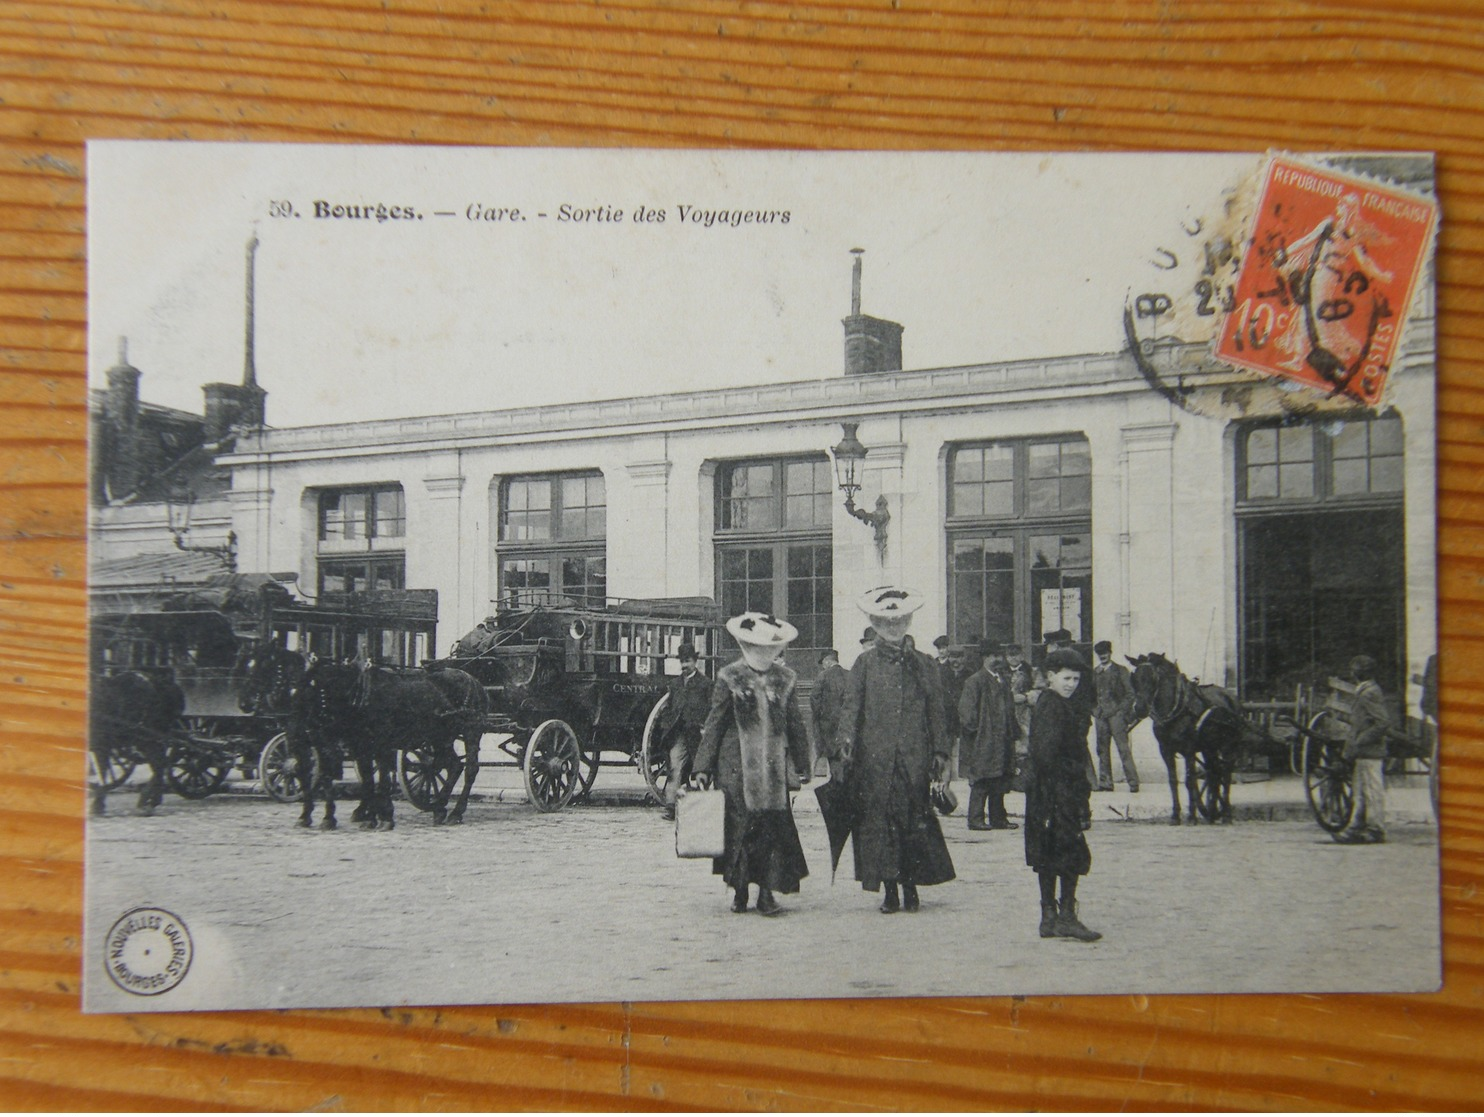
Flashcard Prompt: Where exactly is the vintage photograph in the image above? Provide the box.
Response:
[85,145,1440,1012]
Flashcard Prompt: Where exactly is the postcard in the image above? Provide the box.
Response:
[85,144,1439,1011]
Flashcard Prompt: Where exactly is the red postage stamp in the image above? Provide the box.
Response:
[1215,156,1437,405]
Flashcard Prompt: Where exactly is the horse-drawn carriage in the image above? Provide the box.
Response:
[424,594,725,812]
[1127,652,1437,829]
[88,573,439,813]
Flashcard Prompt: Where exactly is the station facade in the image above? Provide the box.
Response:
[206,309,1434,703]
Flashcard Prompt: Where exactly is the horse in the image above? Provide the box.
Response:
[251,652,486,830]
[89,670,185,816]
[1127,653,1251,825]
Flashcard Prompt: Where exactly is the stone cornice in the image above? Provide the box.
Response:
[218,329,1435,467]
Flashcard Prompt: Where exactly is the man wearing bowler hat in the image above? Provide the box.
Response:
[957,637,1022,830]
[1092,639,1139,793]
[659,642,713,820]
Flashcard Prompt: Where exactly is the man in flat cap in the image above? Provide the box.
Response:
[957,637,1022,830]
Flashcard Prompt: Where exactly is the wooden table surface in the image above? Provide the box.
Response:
[2,1,1482,1109]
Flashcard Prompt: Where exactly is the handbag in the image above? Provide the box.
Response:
[675,788,726,858]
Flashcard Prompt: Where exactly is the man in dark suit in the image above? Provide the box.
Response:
[811,648,849,779]
[1092,639,1139,792]
[660,643,712,820]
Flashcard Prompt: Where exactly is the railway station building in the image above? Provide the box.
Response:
[91,271,1436,705]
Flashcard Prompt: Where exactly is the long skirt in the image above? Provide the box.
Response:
[853,760,956,891]
[713,801,809,894]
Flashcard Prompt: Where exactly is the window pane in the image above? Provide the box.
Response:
[984,447,1014,482]
[1279,463,1314,499]
[1331,422,1368,459]
[1061,473,1092,512]
[562,475,587,508]
[1026,477,1058,515]
[1246,428,1277,465]
[1247,464,1278,499]
[1370,417,1403,456]
[1061,441,1091,476]
[954,450,983,484]
[721,549,747,580]
[953,481,983,518]
[983,480,1013,516]
[1028,441,1060,478]
[1331,457,1367,495]
[1278,425,1314,462]
[1370,456,1404,493]
[374,488,405,538]
[954,539,984,571]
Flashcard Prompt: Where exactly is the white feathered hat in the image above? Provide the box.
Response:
[725,611,799,647]
[855,585,927,620]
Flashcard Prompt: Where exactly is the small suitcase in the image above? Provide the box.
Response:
[675,788,726,858]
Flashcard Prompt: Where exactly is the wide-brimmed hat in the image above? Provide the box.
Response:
[856,585,927,620]
[725,612,799,648]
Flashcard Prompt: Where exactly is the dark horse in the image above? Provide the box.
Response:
[245,648,486,829]
[89,670,185,816]
[1128,653,1251,825]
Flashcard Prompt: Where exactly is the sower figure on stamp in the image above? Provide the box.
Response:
[660,642,712,821]
[957,637,1022,831]
[811,649,849,781]
[835,586,955,914]
[1026,648,1102,942]
[692,613,811,916]
[1333,654,1396,845]
[1092,639,1140,793]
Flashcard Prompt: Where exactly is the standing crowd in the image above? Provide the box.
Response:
[665,584,1116,943]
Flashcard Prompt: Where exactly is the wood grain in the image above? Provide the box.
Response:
[3,0,1482,1108]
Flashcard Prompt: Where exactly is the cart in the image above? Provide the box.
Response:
[425,594,724,812]
[1291,676,1436,832]
[90,574,440,805]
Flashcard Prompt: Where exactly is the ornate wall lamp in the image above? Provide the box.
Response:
[166,486,238,572]
[831,422,890,561]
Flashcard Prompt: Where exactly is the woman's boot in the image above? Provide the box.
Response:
[902,882,920,912]
[880,881,901,914]
[756,888,782,916]
[731,886,749,914]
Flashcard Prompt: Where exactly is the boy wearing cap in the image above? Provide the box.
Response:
[835,586,956,914]
[659,643,712,821]
[692,613,811,915]
[957,637,1022,830]
[1334,654,1396,845]
[811,649,849,780]
[1092,640,1139,793]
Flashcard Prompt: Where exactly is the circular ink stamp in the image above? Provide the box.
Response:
[104,907,193,996]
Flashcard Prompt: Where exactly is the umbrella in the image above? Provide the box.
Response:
[813,771,856,881]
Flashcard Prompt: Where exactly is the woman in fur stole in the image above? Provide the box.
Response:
[692,612,811,916]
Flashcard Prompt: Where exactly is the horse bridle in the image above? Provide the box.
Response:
[1142,665,1190,727]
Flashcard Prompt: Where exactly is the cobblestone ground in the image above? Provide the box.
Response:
[84,775,1441,1012]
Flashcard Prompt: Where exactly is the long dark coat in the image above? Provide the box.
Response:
[810,661,849,764]
[957,668,1020,782]
[693,658,810,893]
[1023,688,1093,876]
[835,640,955,891]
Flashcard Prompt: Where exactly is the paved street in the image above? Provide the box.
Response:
[83,763,1442,1012]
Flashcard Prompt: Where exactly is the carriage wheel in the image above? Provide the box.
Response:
[523,720,581,812]
[1192,758,1222,822]
[574,744,601,802]
[87,746,136,790]
[398,744,460,812]
[165,742,231,799]
[1303,712,1354,833]
[639,693,671,805]
[258,733,304,803]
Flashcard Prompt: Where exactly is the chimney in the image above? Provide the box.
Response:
[842,249,904,376]
[203,232,267,440]
[103,337,142,498]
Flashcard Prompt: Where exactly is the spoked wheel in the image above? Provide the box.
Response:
[259,733,304,803]
[1303,712,1354,833]
[573,744,601,802]
[88,745,137,790]
[165,740,232,799]
[398,744,461,812]
[523,719,582,813]
[639,693,671,805]
[1192,757,1224,822]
